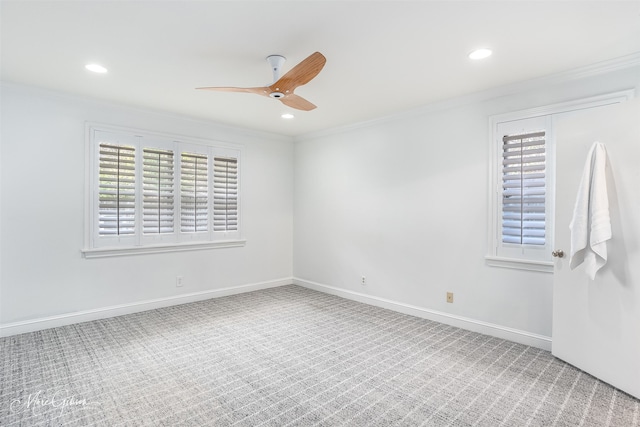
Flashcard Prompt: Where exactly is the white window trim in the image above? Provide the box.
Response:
[82,240,246,259]
[83,123,244,259]
[486,89,635,273]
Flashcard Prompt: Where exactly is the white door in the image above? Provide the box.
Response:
[552,97,640,399]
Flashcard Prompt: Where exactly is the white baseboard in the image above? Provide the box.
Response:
[2,277,553,351]
[293,278,552,351]
[0,277,293,337]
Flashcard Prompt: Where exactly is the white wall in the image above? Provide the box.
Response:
[293,65,640,348]
[0,84,294,332]
[2,61,639,347]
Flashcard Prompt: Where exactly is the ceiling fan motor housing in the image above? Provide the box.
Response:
[267,55,287,99]
[266,55,286,83]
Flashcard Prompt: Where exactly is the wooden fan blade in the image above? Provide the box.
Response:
[196,86,269,96]
[271,52,326,94]
[280,94,317,111]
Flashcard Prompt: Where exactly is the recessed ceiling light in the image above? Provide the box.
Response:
[281,113,295,119]
[85,63,108,73]
[468,48,492,60]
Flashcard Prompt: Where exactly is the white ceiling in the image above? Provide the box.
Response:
[2,1,639,137]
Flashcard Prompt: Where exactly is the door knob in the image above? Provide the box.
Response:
[552,249,565,258]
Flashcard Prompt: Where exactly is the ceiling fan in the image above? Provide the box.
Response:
[197,52,326,111]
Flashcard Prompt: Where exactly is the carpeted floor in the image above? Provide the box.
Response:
[1,285,638,426]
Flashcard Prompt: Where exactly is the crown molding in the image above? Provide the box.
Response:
[297,52,640,142]
[0,81,294,144]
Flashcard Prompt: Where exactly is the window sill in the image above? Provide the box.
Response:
[485,256,554,273]
[82,239,246,259]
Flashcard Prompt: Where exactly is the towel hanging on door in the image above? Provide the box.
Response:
[569,141,611,279]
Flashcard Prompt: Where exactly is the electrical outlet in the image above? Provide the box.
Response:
[446,292,454,303]
[176,276,183,287]
[361,276,366,286]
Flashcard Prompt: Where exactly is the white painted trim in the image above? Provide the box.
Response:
[489,89,636,124]
[0,277,292,337]
[485,256,553,273]
[297,52,640,142]
[293,278,552,351]
[1,81,292,143]
[486,89,635,271]
[85,122,245,254]
[81,239,247,258]
[3,277,552,350]
[86,121,248,152]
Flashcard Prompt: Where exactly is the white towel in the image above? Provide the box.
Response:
[569,142,611,279]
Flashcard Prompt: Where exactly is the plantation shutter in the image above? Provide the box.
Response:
[142,148,174,234]
[501,130,546,245]
[180,152,209,232]
[98,143,136,235]
[213,157,238,231]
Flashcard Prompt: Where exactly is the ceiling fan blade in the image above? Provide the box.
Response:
[198,52,325,110]
[196,86,269,96]
[271,52,326,93]
[280,94,317,111]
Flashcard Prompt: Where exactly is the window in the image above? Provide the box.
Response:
[84,125,243,258]
[142,148,175,235]
[213,157,239,232]
[487,90,634,272]
[488,116,554,271]
[501,130,546,246]
[180,152,209,233]
[99,143,136,237]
